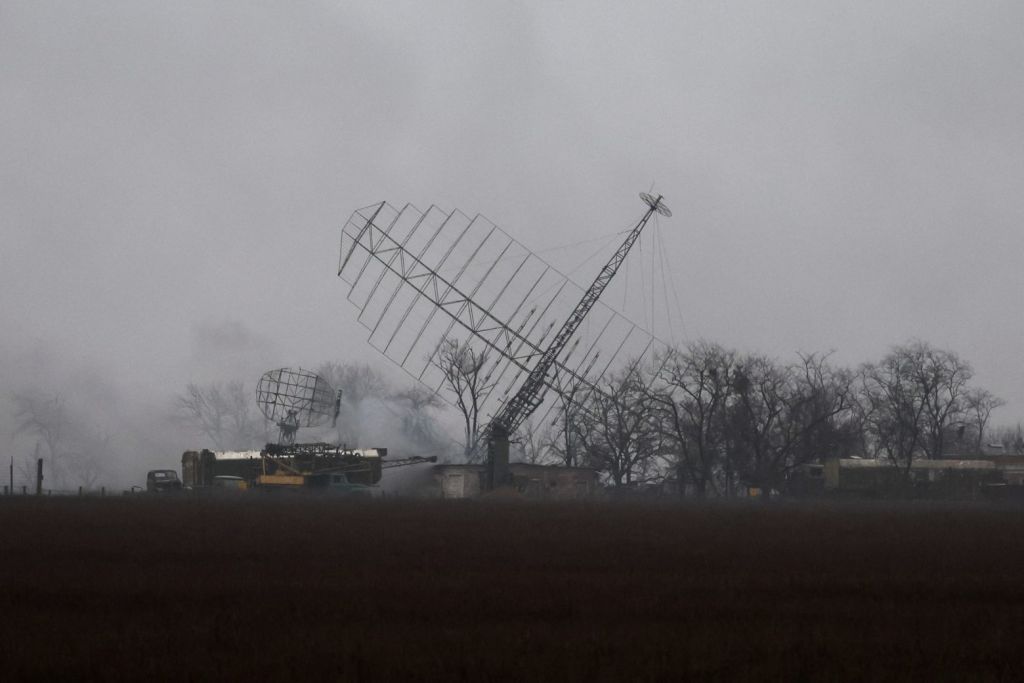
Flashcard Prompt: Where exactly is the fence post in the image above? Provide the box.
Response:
[101,486,105,497]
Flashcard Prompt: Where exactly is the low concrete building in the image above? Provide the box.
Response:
[822,457,1002,499]
[431,462,600,500]
[977,454,1024,485]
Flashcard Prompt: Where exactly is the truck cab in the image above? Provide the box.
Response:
[146,469,183,493]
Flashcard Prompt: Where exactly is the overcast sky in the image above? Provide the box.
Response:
[3,1,1024,425]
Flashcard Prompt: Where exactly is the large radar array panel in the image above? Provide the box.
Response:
[256,367,339,445]
[337,197,671,438]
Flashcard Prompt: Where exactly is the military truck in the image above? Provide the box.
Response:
[146,469,183,493]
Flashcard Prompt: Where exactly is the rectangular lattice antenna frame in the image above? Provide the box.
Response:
[338,201,671,440]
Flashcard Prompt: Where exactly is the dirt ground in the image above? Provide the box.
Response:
[1,497,1023,681]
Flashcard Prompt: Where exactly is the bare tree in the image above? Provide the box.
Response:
[990,423,1024,455]
[175,381,264,450]
[12,392,69,487]
[860,356,927,476]
[574,364,661,488]
[14,448,39,490]
[512,417,555,465]
[12,391,116,489]
[176,383,227,449]
[225,381,264,446]
[389,384,447,454]
[727,355,789,496]
[906,342,973,460]
[650,341,738,497]
[431,339,496,461]
[729,353,856,498]
[545,383,586,467]
[65,442,107,489]
[859,341,973,475]
[962,388,1005,453]
[13,392,65,459]
[317,362,389,405]
[317,362,390,445]
[786,353,861,466]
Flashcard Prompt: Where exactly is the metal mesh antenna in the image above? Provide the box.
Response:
[337,195,672,450]
[256,368,336,445]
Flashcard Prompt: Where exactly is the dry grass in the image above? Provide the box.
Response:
[1,497,1023,681]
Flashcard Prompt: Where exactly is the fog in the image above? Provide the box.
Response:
[3,2,1023,489]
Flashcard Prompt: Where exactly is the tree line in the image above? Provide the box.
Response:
[438,339,1011,496]
[8,340,1012,494]
[167,339,1014,498]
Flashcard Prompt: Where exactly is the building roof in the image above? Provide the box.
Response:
[186,448,385,461]
[433,462,597,474]
[209,450,263,460]
[835,458,996,470]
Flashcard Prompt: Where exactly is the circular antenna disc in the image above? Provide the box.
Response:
[640,192,672,217]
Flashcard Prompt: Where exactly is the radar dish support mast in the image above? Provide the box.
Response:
[479,193,671,485]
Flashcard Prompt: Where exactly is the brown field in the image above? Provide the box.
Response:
[2,497,1023,681]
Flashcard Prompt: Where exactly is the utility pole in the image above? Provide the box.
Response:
[34,442,43,496]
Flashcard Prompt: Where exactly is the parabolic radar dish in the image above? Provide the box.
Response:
[256,367,337,429]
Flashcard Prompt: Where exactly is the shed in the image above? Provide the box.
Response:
[431,462,599,500]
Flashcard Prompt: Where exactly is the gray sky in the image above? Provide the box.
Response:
[3,0,1024,428]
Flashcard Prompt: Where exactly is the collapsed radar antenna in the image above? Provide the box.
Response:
[256,367,337,445]
[337,191,674,486]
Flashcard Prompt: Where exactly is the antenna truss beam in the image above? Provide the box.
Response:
[484,194,669,439]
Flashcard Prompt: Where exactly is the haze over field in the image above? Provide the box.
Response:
[2,2,1023,485]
